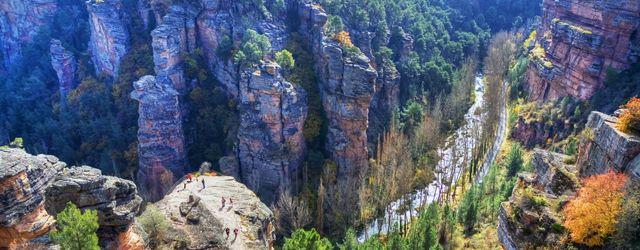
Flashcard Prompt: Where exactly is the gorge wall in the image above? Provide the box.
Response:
[298,3,378,178]
[86,0,130,78]
[0,0,58,71]
[131,75,187,202]
[526,0,640,101]
[50,39,78,99]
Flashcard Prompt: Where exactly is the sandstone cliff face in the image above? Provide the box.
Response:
[299,3,377,177]
[50,39,77,99]
[131,75,187,202]
[368,62,400,147]
[196,0,289,99]
[87,0,130,78]
[527,0,640,101]
[0,148,65,248]
[151,4,198,94]
[45,166,144,249]
[153,176,275,249]
[577,111,640,177]
[498,150,577,249]
[0,0,58,71]
[235,62,307,204]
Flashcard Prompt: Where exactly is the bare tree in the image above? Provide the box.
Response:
[272,191,312,236]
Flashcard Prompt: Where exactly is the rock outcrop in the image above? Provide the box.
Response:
[50,39,77,99]
[0,148,65,248]
[151,5,198,94]
[0,0,58,71]
[153,176,275,249]
[131,75,187,202]
[368,61,400,148]
[235,62,307,204]
[498,150,577,249]
[526,0,640,101]
[86,0,130,78]
[577,111,640,177]
[298,3,377,177]
[45,166,144,249]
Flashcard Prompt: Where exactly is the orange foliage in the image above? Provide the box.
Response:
[563,171,628,247]
[333,31,353,47]
[617,97,640,134]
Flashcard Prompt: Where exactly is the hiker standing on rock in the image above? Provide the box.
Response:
[201,178,205,189]
[233,228,238,240]
[225,228,230,240]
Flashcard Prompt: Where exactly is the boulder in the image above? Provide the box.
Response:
[0,148,65,248]
[577,111,640,177]
[86,0,130,77]
[131,75,187,202]
[50,39,77,99]
[526,0,640,101]
[44,166,143,248]
[153,176,275,249]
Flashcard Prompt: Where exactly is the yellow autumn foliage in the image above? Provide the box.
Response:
[616,97,640,134]
[563,172,627,247]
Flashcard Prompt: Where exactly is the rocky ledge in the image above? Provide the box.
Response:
[0,148,65,248]
[153,176,275,249]
[577,111,640,178]
[498,150,578,249]
[45,166,144,248]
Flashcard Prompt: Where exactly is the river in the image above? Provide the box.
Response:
[358,76,508,241]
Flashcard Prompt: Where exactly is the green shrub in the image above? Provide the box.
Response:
[139,204,170,248]
[50,202,100,250]
[283,228,333,250]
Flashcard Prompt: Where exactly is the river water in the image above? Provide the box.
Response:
[358,76,508,240]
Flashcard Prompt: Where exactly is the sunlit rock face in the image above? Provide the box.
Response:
[131,75,187,202]
[527,0,640,101]
[235,62,307,204]
[86,0,130,78]
[577,111,640,177]
[0,148,65,248]
[154,176,275,249]
[151,4,198,95]
[0,0,58,71]
[45,166,144,249]
[298,3,377,178]
[50,39,78,99]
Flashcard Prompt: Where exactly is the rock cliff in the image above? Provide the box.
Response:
[151,4,198,94]
[153,176,275,249]
[234,62,307,204]
[86,0,130,78]
[577,111,640,177]
[0,0,58,71]
[526,0,640,101]
[0,148,65,248]
[45,166,144,249]
[131,75,187,202]
[50,39,77,99]
[298,3,378,177]
[498,150,577,249]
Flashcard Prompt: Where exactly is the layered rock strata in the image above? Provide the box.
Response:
[86,0,130,77]
[154,176,276,249]
[0,148,65,248]
[298,3,377,177]
[0,0,58,71]
[131,75,187,202]
[577,111,640,177]
[527,0,640,101]
[50,39,77,99]
[498,150,577,249]
[235,62,307,203]
[45,166,144,249]
[151,5,198,94]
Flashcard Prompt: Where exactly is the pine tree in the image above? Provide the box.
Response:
[50,202,100,250]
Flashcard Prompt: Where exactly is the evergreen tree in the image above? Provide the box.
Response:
[50,202,100,250]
